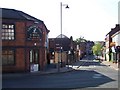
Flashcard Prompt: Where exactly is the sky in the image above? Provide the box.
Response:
[0,0,119,41]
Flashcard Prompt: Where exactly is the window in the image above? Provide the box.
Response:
[2,24,15,40]
[2,50,15,65]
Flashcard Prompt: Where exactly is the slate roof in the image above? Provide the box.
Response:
[106,24,120,36]
[56,34,69,39]
[1,8,43,23]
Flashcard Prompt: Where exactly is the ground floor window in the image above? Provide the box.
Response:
[2,49,15,65]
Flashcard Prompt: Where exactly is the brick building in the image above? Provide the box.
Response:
[48,34,76,67]
[1,8,49,73]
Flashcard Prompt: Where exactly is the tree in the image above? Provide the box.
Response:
[74,36,87,44]
[92,42,102,56]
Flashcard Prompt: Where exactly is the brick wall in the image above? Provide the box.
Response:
[2,19,48,72]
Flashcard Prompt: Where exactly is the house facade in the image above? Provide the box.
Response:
[105,32,112,61]
[86,41,94,55]
[79,42,86,59]
[76,40,94,60]
[1,8,49,73]
[48,34,76,67]
[110,24,120,63]
[105,24,120,64]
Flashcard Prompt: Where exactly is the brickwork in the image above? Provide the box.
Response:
[2,19,49,72]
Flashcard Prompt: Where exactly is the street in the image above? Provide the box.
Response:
[2,55,118,89]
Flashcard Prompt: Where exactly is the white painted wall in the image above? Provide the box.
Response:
[112,31,120,46]
[117,33,120,45]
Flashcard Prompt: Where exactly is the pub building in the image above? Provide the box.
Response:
[1,8,50,73]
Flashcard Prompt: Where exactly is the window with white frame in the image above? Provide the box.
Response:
[2,24,15,40]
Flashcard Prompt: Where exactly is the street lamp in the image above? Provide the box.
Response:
[60,2,69,39]
[58,2,69,72]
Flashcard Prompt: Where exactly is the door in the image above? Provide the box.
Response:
[30,49,39,72]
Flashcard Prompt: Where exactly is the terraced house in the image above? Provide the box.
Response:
[1,8,49,73]
[110,24,120,63]
[105,24,120,65]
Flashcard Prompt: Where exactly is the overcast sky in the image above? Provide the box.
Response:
[0,0,119,41]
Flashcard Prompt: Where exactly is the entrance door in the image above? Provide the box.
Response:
[30,49,39,72]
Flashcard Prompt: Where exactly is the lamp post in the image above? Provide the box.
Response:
[68,50,71,69]
[60,2,69,38]
[58,2,69,72]
[60,2,69,66]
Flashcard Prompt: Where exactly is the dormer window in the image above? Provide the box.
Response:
[27,25,42,40]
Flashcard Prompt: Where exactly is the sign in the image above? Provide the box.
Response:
[30,64,39,72]
[55,44,60,51]
[27,25,42,40]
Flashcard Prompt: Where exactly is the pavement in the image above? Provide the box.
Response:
[2,59,119,79]
[2,60,84,78]
[101,60,119,71]
[2,67,71,78]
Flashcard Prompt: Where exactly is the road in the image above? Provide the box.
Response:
[2,55,118,89]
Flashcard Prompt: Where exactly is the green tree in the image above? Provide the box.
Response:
[92,42,102,56]
[74,36,87,44]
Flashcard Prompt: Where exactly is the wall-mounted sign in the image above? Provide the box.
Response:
[27,25,42,40]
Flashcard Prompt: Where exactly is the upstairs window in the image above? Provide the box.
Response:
[2,24,15,40]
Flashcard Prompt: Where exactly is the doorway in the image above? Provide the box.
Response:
[29,49,39,72]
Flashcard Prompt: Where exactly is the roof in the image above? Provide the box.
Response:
[106,24,120,36]
[56,34,69,39]
[1,8,43,23]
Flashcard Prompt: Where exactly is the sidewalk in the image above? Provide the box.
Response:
[2,60,85,79]
[2,67,73,79]
[101,60,119,70]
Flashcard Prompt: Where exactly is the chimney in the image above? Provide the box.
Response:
[116,24,120,27]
